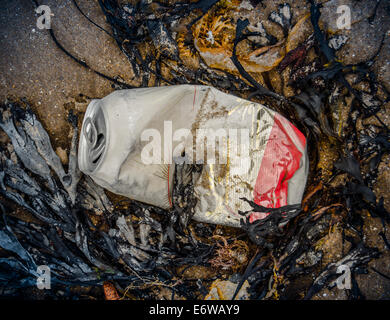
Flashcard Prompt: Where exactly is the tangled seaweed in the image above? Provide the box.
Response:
[1,0,389,299]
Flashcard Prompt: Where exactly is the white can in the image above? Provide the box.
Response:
[78,85,308,227]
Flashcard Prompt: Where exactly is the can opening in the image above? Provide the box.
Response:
[81,106,106,173]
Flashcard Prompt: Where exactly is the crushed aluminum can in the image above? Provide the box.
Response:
[78,85,308,227]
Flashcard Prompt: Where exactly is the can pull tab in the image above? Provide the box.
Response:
[83,115,106,166]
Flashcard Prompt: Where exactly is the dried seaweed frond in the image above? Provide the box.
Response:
[193,12,236,52]
[209,235,249,271]
[192,4,288,74]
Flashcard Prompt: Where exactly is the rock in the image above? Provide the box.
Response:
[319,0,378,33]
[180,265,217,279]
[318,0,389,65]
[374,36,390,92]
[296,248,323,268]
[355,210,390,299]
[374,154,390,213]
[205,279,250,300]
[315,226,351,266]
[56,146,68,165]
[312,287,348,300]
[335,20,385,65]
